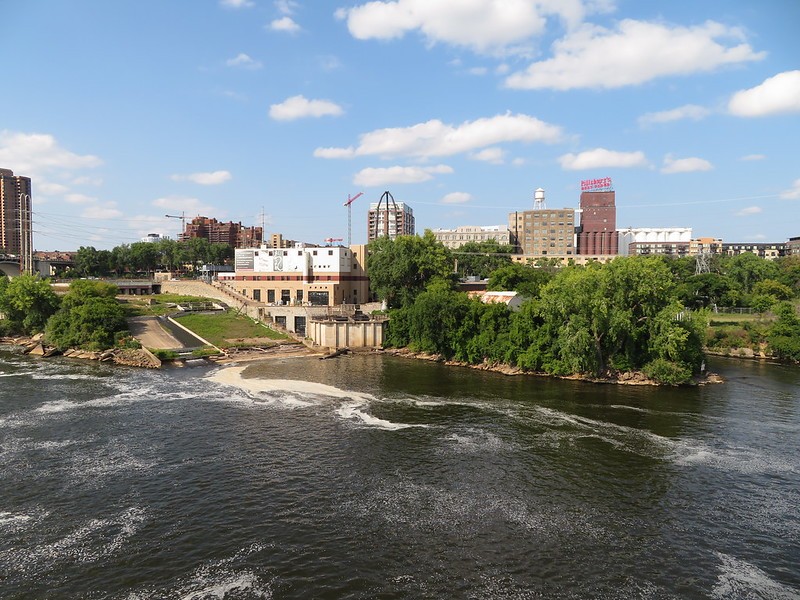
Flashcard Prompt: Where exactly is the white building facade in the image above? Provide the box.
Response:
[432,225,511,249]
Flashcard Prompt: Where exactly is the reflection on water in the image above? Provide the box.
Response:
[1,348,798,598]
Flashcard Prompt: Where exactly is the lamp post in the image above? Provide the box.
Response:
[18,193,32,275]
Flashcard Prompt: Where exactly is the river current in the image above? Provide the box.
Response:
[0,348,798,599]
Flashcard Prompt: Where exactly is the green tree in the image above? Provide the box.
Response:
[74,246,104,277]
[723,253,779,295]
[454,240,514,280]
[129,242,159,274]
[487,263,553,298]
[0,274,61,334]
[767,302,800,362]
[45,280,127,350]
[367,231,454,308]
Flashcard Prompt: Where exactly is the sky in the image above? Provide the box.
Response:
[1,0,799,251]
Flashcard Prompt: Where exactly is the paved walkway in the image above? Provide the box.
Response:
[128,316,184,350]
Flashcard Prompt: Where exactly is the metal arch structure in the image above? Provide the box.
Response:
[371,190,399,241]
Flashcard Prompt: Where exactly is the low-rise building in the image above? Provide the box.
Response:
[722,242,787,260]
[432,225,510,249]
[221,245,369,307]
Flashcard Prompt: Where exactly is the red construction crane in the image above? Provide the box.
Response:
[343,192,363,247]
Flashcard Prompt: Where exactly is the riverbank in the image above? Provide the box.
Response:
[381,347,724,386]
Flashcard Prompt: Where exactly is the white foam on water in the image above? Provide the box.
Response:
[208,366,424,429]
[0,512,32,526]
[7,506,146,575]
[712,553,800,599]
[178,572,270,600]
[671,440,798,475]
[442,429,515,453]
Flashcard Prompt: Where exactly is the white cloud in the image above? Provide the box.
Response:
[470,147,505,164]
[220,0,254,8]
[780,178,800,200]
[728,70,800,117]
[739,154,766,161]
[735,206,762,216]
[152,196,215,215]
[468,67,489,76]
[353,164,453,187]
[318,55,342,71]
[171,170,232,185]
[559,148,648,170]
[269,95,344,120]
[275,0,298,14]
[661,155,713,174]
[506,20,764,90]
[37,181,70,196]
[638,104,710,127]
[337,0,605,55]
[0,130,102,176]
[82,203,123,219]
[315,113,562,160]
[226,53,262,69]
[441,192,472,204]
[65,193,96,205]
[512,157,526,166]
[269,16,300,32]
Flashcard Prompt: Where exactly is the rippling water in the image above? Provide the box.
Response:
[1,347,798,599]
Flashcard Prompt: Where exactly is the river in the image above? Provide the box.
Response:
[1,348,798,599]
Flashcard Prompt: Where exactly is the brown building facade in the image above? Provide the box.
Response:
[508,208,576,256]
[180,216,263,248]
[577,190,618,255]
[0,168,32,259]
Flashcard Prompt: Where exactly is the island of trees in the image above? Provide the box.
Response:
[367,232,800,384]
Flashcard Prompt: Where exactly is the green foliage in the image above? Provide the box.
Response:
[487,263,552,298]
[454,240,514,279]
[367,231,454,308]
[44,280,127,350]
[767,302,800,362]
[722,252,779,295]
[643,358,693,385]
[0,274,61,335]
[151,349,179,361]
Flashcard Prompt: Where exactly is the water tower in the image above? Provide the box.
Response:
[533,187,546,210]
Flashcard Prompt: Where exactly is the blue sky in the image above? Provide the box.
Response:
[1,0,798,251]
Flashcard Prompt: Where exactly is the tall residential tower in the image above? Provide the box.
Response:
[0,168,33,272]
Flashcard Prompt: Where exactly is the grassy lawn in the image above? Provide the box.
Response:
[174,310,289,348]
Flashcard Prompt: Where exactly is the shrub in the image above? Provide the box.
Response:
[643,358,693,385]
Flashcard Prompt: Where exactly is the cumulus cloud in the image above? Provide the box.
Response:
[638,104,710,127]
[170,170,232,185]
[65,193,97,205]
[735,206,762,216]
[470,147,505,164]
[269,16,300,32]
[0,130,102,176]
[315,113,562,160]
[559,148,648,170]
[353,164,453,187]
[220,0,254,8]
[506,20,764,90]
[780,178,800,200]
[739,154,766,161]
[661,155,713,174]
[728,70,800,117]
[441,192,472,204]
[226,53,262,69]
[275,0,298,14]
[269,95,344,120]
[37,181,70,196]
[82,203,123,219]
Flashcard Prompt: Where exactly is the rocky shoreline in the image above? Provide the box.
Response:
[381,347,724,386]
[1,334,163,368]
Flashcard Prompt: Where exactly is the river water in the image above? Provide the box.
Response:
[1,348,798,599]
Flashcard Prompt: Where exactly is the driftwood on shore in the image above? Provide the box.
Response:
[319,347,351,360]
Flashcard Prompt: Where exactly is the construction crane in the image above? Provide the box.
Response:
[165,212,186,239]
[324,237,343,246]
[343,191,363,247]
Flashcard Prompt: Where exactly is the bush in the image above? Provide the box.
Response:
[643,358,693,385]
[151,349,179,361]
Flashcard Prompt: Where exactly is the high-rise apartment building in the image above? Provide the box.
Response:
[0,168,33,270]
[367,192,414,241]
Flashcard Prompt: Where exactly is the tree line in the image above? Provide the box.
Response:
[367,232,800,383]
[0,276,129,351]
[66,238,234,278]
